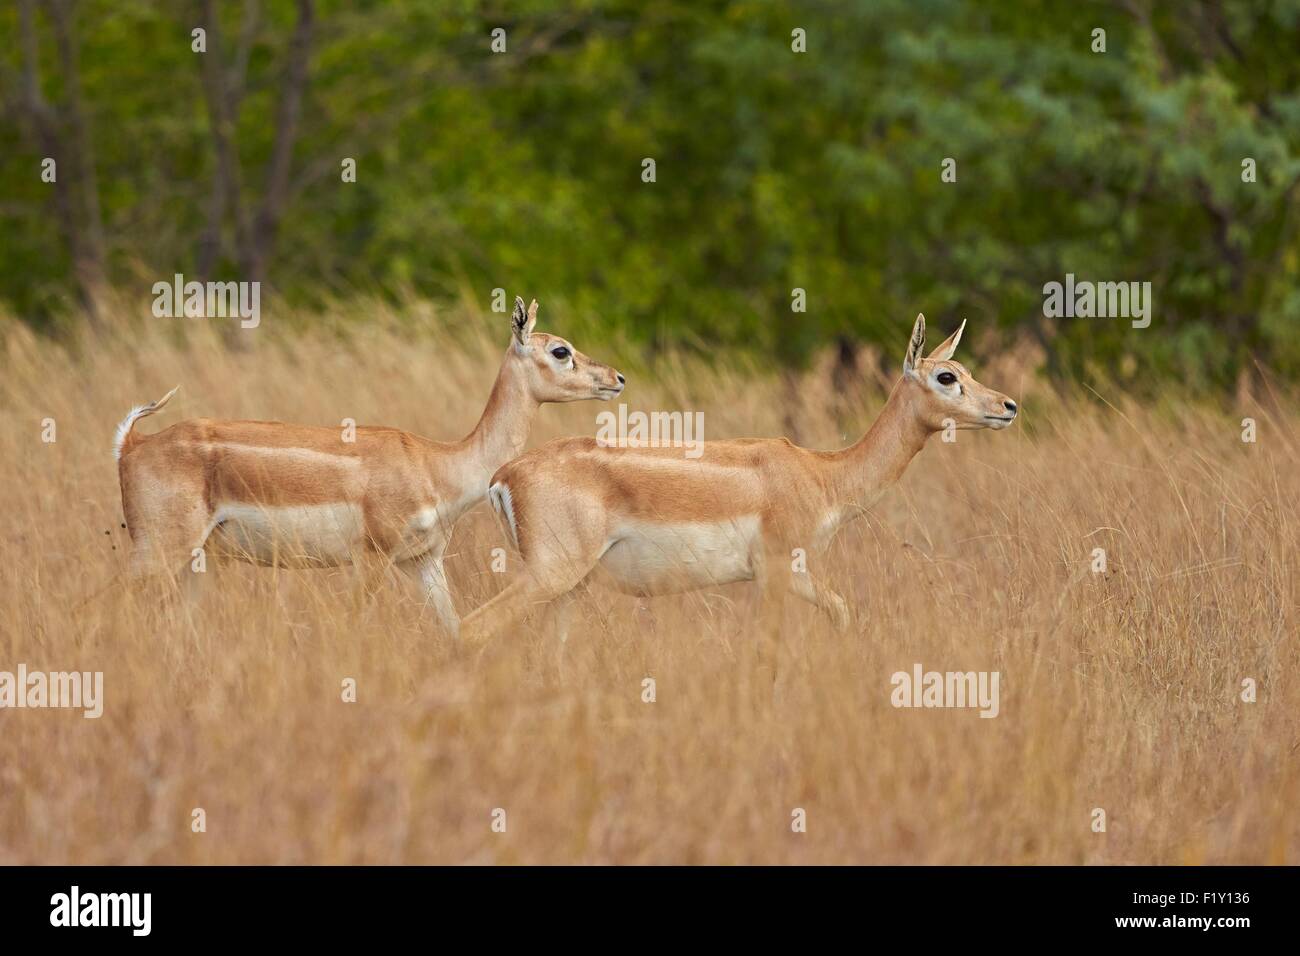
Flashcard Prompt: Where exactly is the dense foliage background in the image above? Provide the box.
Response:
[3,0,1299,389]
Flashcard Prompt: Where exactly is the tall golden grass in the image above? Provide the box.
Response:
[0,300,1296,864]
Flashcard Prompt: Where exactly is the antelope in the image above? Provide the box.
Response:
[461,314,1017,644]
[113,297,624,635]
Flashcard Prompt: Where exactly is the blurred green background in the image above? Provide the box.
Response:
[3,0,1299,390]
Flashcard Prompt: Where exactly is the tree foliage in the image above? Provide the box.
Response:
[3,0,1299,388]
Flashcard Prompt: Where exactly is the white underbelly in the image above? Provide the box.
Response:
[597,516,761,594]
[208,502,367,567]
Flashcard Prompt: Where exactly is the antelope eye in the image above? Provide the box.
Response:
[937,371,957,386]
[550,346,571,361]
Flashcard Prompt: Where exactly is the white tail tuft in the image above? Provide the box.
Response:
[113,385,180,460]
[487,480,519,548]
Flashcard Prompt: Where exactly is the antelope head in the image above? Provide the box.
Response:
[901,313,1018,431]
[509,296,625,403]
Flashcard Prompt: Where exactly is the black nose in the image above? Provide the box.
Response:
[616,373,625,386]
[1004,400,1017,413]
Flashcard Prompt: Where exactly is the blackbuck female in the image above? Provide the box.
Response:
[114,297,624,634]
[462,314,1017,644]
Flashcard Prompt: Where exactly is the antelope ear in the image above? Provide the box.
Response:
[928,319,966,362]
[903,313,926,377]
[511,296,536,348]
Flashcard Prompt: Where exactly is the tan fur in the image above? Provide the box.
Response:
[462,314,1017,644]
[115,298,623,635]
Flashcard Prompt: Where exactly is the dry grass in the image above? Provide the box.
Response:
[1,301,1296,864]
